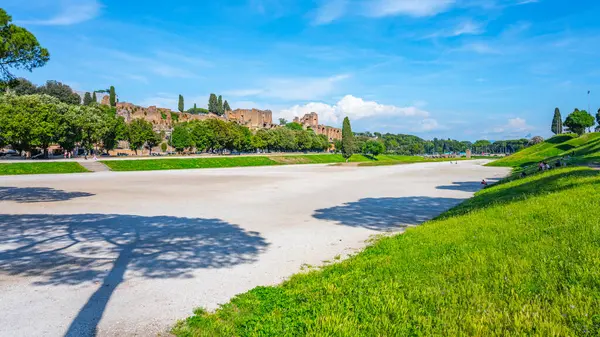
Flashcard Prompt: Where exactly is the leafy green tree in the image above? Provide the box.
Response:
[37,80,80,105]
[296,130,312,151]
[0,9,50,80]
[76,105,103,155]
[473,140,492,153]
[109,86,116,107]
[278,118,288,125]
[223,100,231,112]
[551,107,563,135]
[217,95,223,115]
[252,129,270,151]
[99,109,126,153]
[6,77,37,95]
[83,92,93,105]
[160,142,168,152]
[127,119,156,155]
[564,109,595,136]
[208,94,219,114]
[92,91,97,103]
[285,122,304,131]
[171,125,192,152]
[178,94,184,112]
[341,117,354,162]
[362,140,385,157]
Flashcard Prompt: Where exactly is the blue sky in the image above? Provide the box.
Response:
[4,0,600,140]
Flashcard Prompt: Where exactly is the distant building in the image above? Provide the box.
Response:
[293,112,342,141]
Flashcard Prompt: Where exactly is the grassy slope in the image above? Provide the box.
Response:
[103,154,459,172]
[173,167,600,336]
[0,162,88,175]
[488,133,600,168]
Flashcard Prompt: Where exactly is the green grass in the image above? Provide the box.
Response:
[103,156,280,171]
[173,167,600,336]
[0,162,89,175]
[488,133,600,168]
[103,154,463,172]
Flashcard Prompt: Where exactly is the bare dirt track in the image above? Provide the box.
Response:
[0,160,509,336]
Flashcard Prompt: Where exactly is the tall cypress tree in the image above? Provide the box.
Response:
[596,108,600,130]
[217,95,223,115]
[208,94,218,114]
[92,91,97,103]
[551,107,563,135]
[341,117,354,162]
[109,86,116,107]
[193,103,197,112]
[83,92,93,105]
[178,94,184,112]
[223,100,231,112]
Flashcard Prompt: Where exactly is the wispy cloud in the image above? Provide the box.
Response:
[366,0,457,18]
[424,19,484,38]
[312,0,348,25]
[106,50,199,79]
[226,74,351,101]
[18,0,101,26]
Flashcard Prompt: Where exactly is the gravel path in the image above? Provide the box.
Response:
[0,161,510,336]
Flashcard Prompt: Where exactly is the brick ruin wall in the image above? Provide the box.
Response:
[226,109,274,129]
[294,112,342,141]
[116,102,225,131]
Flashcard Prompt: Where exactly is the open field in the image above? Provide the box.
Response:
[0,162,88,175]
[487,133,600,168]
[0,160,507,336]
[174,166,600,336]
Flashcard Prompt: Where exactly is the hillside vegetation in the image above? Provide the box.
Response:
[173,167,600,336]
[487,133,600,168]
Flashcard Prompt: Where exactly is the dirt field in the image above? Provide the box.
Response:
[0,161,510,336]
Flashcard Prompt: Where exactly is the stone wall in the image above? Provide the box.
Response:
[294,112,341,141]
[293,112,319,128]
[116,102,225,131]
[226,109,273,129]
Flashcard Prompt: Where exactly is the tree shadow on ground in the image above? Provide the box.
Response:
[313,197,464,232]
[0,187,94,203]
[436,179,499,193]
[0,214,269,337]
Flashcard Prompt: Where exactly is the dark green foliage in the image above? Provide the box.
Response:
[6,77,37,95]
[83,92,93,105]
[109,86,116,107]
[160,142,168,152]
[170,112,179,122]
[551,107,563,135]
[278,118,288,125]
[223,100,231,112]
[187,106,209,114]
[92,91,97,103]
[178,94,184,112]
[126,119,159,155]
[341,117,354,161]
[596,109,600,132]
[217,95,223,115]
[171,125,193,152]
[208,93,219,114]
[37,80,80,105]
[362,140,385,156]
[564,109,595,136]
[0,9,50,80]
[285,122,304,131]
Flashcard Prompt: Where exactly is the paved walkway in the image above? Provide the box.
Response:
[79,161,111,172]
[0,161,510,336]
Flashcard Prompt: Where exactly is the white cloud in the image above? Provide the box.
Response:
[278,95,430,126]
[367,0,457,17]
[312,0,348,25]
[452,20,484,36]
[414,118,443,132]
[461,42,499,54]
[19,0,101,25]
[486,117,534,137]
[226,74,350,101]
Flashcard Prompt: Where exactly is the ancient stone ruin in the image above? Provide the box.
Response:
[225,109,274,130]
[294,112,342,141]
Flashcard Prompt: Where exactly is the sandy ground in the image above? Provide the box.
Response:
[0,160,510,337]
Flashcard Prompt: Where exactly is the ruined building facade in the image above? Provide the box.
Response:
[116,102,225,132]
[294,112,342,142]
[225,109,274,130]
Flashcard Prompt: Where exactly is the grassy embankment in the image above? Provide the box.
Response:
[0,162,88,175]
[173,166,600,336]
[487,133,600,169]
[102,154,459,172]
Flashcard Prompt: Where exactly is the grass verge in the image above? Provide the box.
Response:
[103,154,465,172]
[173,167,600,336]
[0,162,89,175]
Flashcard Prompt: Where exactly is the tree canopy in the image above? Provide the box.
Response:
[208,94,219,114]
[341,117,354,161]
[564,109,595,136]
[223,100,231,112]
[109,86,116,107]
[551,107,563,135]
[0,9,50,80]
[362,140,385,157]
[178,94,184,112]
[83,92,93,105]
